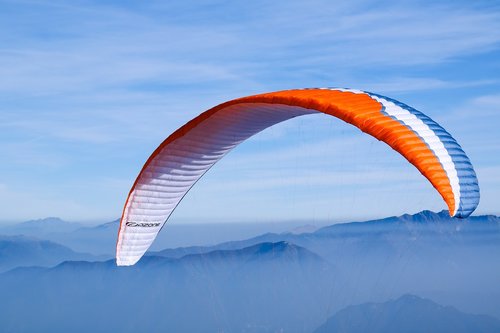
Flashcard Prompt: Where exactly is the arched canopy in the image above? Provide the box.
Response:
[116,88,479,266]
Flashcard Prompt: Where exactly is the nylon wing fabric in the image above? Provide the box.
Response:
[116,88,479,266]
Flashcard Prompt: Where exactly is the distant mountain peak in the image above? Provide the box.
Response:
[24,217,66,224]
[399,210,450,222]
[314,209,499,236]
[393,293,437,306]
[0,217,83,237]
[18,217,83,228]
[236,241,305,256]
[0,235,99,273]
[170,240,322,265]
[91,218,120,230]
[314,294,500,333]
[20,217,81,229]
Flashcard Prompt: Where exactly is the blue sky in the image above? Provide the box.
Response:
[0,0,499,223]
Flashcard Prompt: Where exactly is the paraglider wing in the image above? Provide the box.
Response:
[116,88,479,266]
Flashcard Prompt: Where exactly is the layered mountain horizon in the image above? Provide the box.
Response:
[0,210,498,332]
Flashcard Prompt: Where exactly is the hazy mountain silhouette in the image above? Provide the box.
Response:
[0,235,101,272]
[0,210,498,332]
[0,217,83,236]
[44,218,120,255]
[152,210,500,258]
[314,294,500,333]
[1,217,319,256]
[0,241,341,333]
[150,210,500,318]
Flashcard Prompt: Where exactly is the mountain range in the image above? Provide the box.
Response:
[0,217,321,255]
[0,235,101,272]
[0,241,339,333]
[0,210,498,332]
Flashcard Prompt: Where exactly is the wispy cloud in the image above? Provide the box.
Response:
[364,78,498,94]
[2,0,500,95]
[0,183,86,221]
[453,94,500,119]
[443,94,500,153]
[0,0,498,220]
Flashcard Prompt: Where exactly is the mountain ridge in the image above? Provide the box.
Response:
[151,210,500,259]
[0,234,102,272]
[0,240,337,333]
[314,294,500,333]
[0,217,83,236]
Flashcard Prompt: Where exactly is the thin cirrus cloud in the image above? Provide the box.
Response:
[1,1,499,95]
[364,78,498,94]
[0,0,498,221]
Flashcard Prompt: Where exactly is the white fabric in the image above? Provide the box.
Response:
[116,103,318,265]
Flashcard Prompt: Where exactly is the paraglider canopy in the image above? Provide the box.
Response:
[116,88,479,266]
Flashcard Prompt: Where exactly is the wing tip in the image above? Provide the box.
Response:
[116,257,139,267]
[450,206,477,219]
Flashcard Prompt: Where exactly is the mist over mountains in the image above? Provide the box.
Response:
[149,210,500,320]
[0,242,339,333]
[0,235,101,272]
[0,217,321,255]
[0,217,83,236]
[314,295,500,333]
[0,210,498,332]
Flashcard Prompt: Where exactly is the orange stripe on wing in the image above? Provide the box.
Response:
[235,89,456,215]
